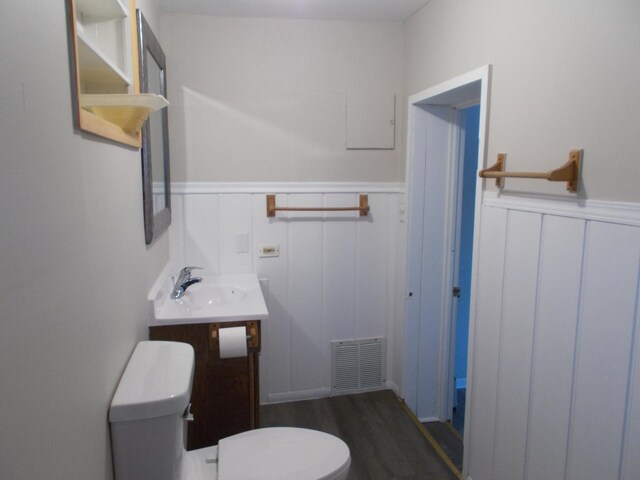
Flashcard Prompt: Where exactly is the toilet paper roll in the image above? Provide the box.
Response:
[219,326,248,359]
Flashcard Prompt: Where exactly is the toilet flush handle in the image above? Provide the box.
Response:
[184,403,194,422]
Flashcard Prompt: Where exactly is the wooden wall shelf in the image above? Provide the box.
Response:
[67,0,142,147]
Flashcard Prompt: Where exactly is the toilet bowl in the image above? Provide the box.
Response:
[187,427,350,480]
[109,341,350,480]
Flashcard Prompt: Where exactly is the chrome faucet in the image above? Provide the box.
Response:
[170,266,203,299]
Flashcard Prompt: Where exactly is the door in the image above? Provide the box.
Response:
[403,67,491,467]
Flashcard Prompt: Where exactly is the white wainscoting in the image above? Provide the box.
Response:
[168,183,404,404]
[467,193,640,480]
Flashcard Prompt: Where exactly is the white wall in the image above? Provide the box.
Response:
[159,14,405,183]
[0,1,168,479]
[469,197,640,480]
[169,184,404,402]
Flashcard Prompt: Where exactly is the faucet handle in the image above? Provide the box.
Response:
[181,266,203,274]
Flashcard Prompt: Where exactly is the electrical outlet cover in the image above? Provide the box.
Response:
[259,245,280,257]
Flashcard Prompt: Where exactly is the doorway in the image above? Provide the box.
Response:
[402,66,491,476]
[451,104,480,435]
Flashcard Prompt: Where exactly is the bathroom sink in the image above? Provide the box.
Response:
[148,268,268,326]
[182,284,247,305]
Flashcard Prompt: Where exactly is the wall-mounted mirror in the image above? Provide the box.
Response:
[137,11,171,245]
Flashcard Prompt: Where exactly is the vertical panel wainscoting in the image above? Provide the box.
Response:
[467,194,640,480]
[169,184,404,405]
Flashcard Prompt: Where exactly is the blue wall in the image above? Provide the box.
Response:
[454,104,480,387]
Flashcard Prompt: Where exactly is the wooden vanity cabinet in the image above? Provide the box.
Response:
[149,320,261,450]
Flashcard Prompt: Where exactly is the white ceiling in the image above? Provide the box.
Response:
[157,0,430,22]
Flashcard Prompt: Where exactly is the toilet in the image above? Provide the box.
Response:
[109,341,351,480]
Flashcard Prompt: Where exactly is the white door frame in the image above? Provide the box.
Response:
[402,65,491,467]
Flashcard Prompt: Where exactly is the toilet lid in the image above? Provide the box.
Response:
[217,427,350,480]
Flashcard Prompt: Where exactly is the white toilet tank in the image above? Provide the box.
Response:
[109,341,195,480]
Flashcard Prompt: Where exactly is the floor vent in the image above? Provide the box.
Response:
[331,337,386,395]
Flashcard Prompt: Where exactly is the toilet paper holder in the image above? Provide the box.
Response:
[209,321,260,352]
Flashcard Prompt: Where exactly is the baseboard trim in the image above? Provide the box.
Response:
[386,380,401,397]
[265,387,332,404]
[264,384,402,405]
[418,415,441,423]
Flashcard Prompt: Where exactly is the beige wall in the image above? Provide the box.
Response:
[160,14,405,182]
[0,1,168,478]
[137,0,162,36]
[406,0,640,202]
[4,1,639,479]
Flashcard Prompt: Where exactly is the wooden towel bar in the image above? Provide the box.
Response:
[479,149,582,192]
[266,194,370,217]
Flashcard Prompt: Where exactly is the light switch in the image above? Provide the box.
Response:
[236,233,249,253]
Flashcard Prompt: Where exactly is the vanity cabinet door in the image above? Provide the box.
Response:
[149,320,260,450]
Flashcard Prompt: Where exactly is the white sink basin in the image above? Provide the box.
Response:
[183,284,248,306]
[149,269,268,326]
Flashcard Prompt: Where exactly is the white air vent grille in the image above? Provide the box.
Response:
[331,337,386,394]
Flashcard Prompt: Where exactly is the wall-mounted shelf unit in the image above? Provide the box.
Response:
[75,26,131,92]
[67,0,143,147]
[76,0,128,18]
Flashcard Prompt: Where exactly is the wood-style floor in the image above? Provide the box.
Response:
[421,387,466,473]
[422,421,463,473]
[261,390,458,480]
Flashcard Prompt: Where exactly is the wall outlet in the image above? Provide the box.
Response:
[398,202,406,223]
[259,245,280,257]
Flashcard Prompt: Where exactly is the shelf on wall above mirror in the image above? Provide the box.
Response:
[67,0,144,147]
[76,27,131,92]
[80,93,169,134]
[75,0,128,18]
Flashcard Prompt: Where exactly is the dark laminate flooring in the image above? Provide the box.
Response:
[422,421,463,473]
[260,390,458,480]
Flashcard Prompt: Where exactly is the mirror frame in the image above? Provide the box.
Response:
[137,10,171,245]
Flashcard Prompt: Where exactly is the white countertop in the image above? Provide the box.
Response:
[148,268,268,326]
